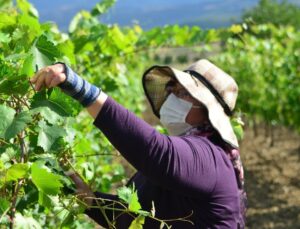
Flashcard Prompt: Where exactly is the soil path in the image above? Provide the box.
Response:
[241,127,300,228]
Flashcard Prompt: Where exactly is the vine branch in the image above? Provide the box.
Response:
[9,103,27,229]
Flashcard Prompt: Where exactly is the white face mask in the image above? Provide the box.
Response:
[159,93,194,135]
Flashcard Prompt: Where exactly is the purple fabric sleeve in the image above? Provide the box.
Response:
[93,97,217,195]
[85,97,241,228]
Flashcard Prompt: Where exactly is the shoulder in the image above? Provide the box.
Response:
[179,135,233,167]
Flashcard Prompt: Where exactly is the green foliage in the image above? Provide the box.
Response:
[129,215,145,229]
[242,0,300,28]
[31,163,63,195]
[0,0,299,228]
[214,23,300,132]
[117,186,142,213]
[5,163,29,181]
[37,120,66,151]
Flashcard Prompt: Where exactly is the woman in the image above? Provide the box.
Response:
[30,59,246,228]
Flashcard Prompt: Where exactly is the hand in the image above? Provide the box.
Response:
[30,63,66,91]
[66,171,95,207]
[31,63,101,107]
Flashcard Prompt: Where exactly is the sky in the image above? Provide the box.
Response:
[29,0,300,31]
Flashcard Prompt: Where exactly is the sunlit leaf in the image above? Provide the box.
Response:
[0,105,16,138]
[5,111,32,140]
[31,163,62,195]
[5,163,29,181]
[37,120,66,151]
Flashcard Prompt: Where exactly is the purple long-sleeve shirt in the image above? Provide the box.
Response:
[85,97,240,228]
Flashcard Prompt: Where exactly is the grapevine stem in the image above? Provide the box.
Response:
[0,207,10,223]
[74,152,120,157]
[0,138,10,145]
[9,102,27,229]
[9,179,24,229]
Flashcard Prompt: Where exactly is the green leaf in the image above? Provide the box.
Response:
[0,12,16,29]
[0,76,30,96]
[0,32,11,43]
[61,212,75,228]
[31,106,63,125]
[6,163,29,181]
[46,88,81,117]
[0,0,13,10]
[57,40,76,65]
[128,191,142,213]
[117,186,141,213]
[18,14,41,35]
[0,147,17,164]
[38,191,53,209]
[231,118,244,141]
[31,44,52,70]
[0,105,16,139]
[17,0,39,18]
[0,198,9,215]
[30,34,62,70]
[91,0,116,16]
[117,186,132,203]
[20,54,35,76]
[129,215,145,229]
[5,111,32,140]
[35,35,61,61]
[37,120,66,151]
[31,163,62,195]
[31,89,80,117]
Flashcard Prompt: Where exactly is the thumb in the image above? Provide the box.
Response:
[65,171,87,189]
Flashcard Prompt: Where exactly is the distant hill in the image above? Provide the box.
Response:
[30,0,300,31]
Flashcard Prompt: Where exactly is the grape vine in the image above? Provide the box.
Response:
[0,0,299,228]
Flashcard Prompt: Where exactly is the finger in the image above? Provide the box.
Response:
[49,73,66,88]
[30,74,38,83]
[68,172,87,188]
[30,67,45,83]
[35,72,46,91]
[45,71,55,88]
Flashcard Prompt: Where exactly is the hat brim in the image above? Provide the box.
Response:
[142,65,239,148]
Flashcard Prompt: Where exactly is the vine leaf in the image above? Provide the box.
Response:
[38,191,53,209]
[117,186,142,213]
[37,120,66,151]
[230,117,244,140]
[31,89,81,117]
[5,111,32,140]
[0,198,9,215]
[0,105,32,140]
[35,35,61,60]
[60,212,75,228]
[31,106,63,125]
[17,0,39,18]
[31,35,61,70]
[31,163,63,195]
[129,215,145,229]
[0,104,15,138]
[20,54,35,76]
[129,191,142,213]
[5,163,29,182]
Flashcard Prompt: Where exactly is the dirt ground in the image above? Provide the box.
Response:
[241,126,300,228]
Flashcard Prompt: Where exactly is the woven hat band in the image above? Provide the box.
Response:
[184,70,233,116]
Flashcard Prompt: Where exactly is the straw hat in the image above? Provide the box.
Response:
[142,59,239,148]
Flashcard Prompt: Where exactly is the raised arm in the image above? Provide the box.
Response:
[30,63,217,194]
